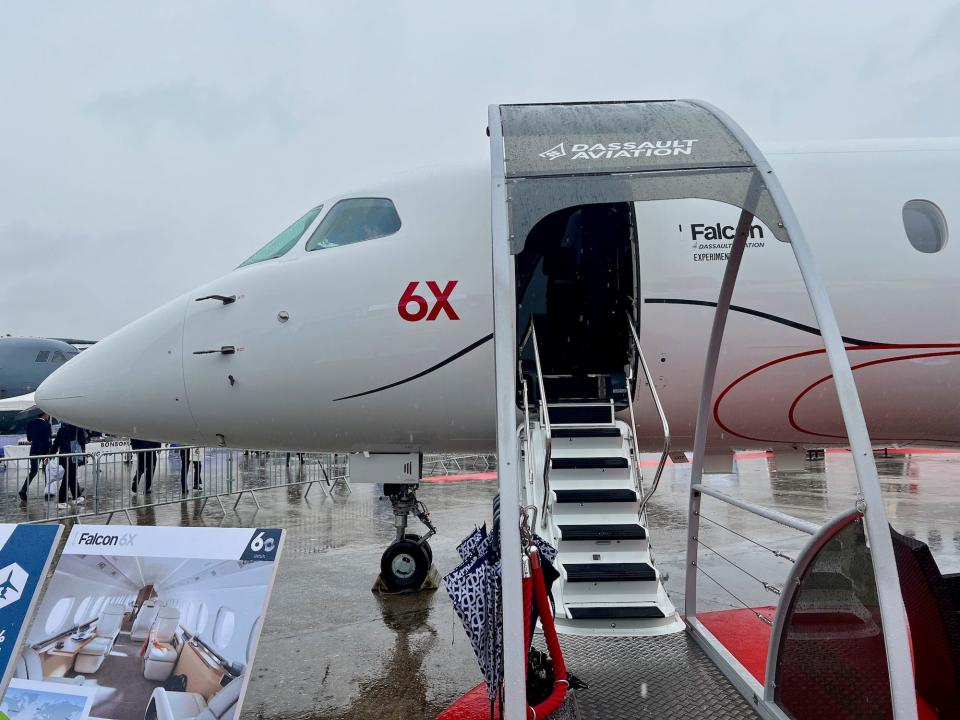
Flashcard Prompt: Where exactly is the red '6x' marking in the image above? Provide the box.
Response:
[398,281,460,321]
[425,280,459,320]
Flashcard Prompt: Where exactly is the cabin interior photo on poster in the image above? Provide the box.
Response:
[12,551,272,720]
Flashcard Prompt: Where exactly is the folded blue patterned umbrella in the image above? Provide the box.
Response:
[444,526,503,711]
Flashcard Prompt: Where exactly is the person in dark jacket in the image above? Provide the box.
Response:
[52,422,86,508]
[130,438,162,495]
[19,412,52,500]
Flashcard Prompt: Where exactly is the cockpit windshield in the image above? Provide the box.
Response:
[305,198,401,251]
[238,205,323,267]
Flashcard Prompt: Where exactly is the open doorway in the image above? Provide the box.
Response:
[516,202,638,407]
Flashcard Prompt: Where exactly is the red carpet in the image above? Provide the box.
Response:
[697,607,776,684]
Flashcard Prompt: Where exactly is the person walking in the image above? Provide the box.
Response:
[19,411,52,501]
[174,444,190,495]
[52,422,86,509]
[189,446,203,492]
[130,438,162,495]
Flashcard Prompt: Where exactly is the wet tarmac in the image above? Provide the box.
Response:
[6,448,959,719]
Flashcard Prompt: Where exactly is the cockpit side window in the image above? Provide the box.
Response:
[305,198,401,252]
[239,205,324,267]
[35,350,50,362]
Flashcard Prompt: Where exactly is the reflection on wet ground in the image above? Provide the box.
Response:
[21,450,960,719]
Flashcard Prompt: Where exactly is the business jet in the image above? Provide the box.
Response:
[0,569,18,600]
[34,101,960,598]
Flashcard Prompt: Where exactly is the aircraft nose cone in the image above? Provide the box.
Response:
[36,295,200,442]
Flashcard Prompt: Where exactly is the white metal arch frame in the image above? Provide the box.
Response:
[488,99,916,719]
[683,99,915,720]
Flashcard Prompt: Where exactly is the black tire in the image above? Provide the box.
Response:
[380,539,430,592]
[402,533,433,564]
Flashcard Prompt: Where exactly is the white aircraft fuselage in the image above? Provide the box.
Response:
[37,138,960,455]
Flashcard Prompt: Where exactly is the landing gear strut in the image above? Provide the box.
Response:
[380,483,437,592]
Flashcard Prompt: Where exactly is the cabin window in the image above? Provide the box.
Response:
[903,199,947,253]
[213,607,235,649]
[35,351,50,362]
[196,602,209,634]
[91,596,107,618]
[184,602,198,632]
[73,596,93,625]
[305,198,401,251]
[45,597,75,634]
[239,205,324,267]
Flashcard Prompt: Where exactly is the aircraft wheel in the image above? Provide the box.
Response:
[403,533,433,564]
[381,539,430,592]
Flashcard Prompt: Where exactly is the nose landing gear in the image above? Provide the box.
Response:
[379,483,437,592]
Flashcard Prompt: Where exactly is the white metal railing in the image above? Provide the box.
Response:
[519,320,553,530]
[626,312,671,522]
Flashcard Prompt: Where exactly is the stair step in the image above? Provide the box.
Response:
[552,427,623,439]
[568,605,666,620]
[549,404,613,425]
[559,524,646,541]
[564,562,657,583]
[552,456,629,470]
[554,489,638,503]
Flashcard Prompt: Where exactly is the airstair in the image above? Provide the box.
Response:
[486,100,922,720]
[518,322,682,634]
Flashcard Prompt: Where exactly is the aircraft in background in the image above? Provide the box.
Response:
[0,336,87,433]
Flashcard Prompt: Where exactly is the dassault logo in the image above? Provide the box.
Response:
[539,143,566,160]
[76,532,136,547]
[541,139,698,160]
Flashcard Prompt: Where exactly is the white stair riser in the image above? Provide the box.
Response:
[550,467,633,481]
[562,581,662,602]
[552,439,628,455]
[555,544,650,562]
[551,504,638,519]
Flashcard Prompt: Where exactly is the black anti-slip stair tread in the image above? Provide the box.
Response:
[569,606,666,620]
[552,427,623,438]
[564,562,657,582]
[559,524,647,541]
[549,404,612,425]
[554,489,637,503]
[552,456,629,469]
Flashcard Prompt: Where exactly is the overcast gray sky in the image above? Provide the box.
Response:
[2,1,958,339]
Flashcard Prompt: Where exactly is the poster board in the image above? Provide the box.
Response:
[0,523,63,699]
[2,525,284,720]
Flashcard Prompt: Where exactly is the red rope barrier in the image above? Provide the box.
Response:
[527,548,568,719]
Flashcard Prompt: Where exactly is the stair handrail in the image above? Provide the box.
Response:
[625,365,646,499]
[520,377,533,487]
[519,320,553,529]
[626,312,671,520]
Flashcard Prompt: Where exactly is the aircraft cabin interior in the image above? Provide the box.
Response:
[14,554,272,720]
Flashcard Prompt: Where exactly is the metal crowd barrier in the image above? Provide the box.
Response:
[1,446,351,524]
[422,453,497,475]
[2,447,497,524]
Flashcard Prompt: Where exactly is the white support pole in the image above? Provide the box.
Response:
[784,225,917,719]
[692,99,917,720]
[684,206,753,620]
[488,104,526,720]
